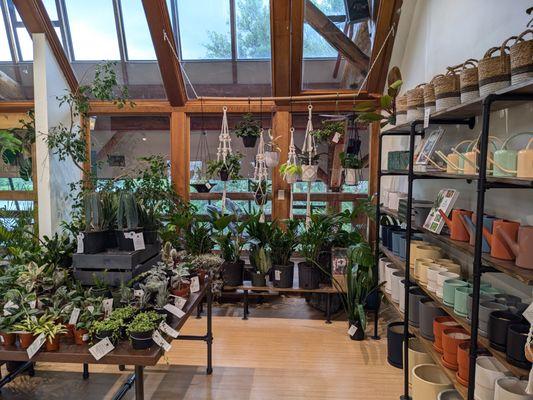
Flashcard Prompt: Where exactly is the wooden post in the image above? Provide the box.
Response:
[171,112,190,202]
[368,121,380,242]
[271,111,291,220]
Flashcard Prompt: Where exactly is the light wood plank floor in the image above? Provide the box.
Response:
[0,311,402,399]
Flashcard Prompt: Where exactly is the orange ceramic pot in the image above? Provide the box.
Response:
[439,209,472,242]
[442,327,470,370]
[18,332,35,349]
[45,336,60,352]
[433,316,460,354]
[0,332,16,346]
[483,219,520,260]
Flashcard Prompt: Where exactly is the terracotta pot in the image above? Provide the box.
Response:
[406,338,434,391]
[414,258,434,281]
[412,364,452,400]
[419,298,446,340]
[475,356,511,400]
[433,317,460,354]
[0,332,16,346]
[438,209,472,242]
[73,329,89,345]
[483,219,520,261]
[442,327,470,370]
[171,282,191,298]
[45,336,60,352]
[494,377,532,400]
[456,342,470,386]
[18,332,35,349]
[497,225,533,269]
[488,311,523,352]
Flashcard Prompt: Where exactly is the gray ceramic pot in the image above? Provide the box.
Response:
[478,301,508,337]
[466,293,496,321]
[408,287,429,327]
[494,294,522,306]
[419,298,447,340]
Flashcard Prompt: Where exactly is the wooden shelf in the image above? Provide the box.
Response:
[413,171,533,188]
[380,244,530,378]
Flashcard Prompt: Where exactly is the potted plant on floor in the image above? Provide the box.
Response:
[33,314,67,351]
[279,163,302,184]
[340,152,362,186]
[235,113,261,148]
[81,192,107,254]
[245,213,275,287]
[271,219,300,288]
[127,311,160,350]
[207,153,243,182]
[116,191,142,252]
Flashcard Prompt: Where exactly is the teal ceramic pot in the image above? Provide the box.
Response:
[454,287,473,317]
[443,279,468,307]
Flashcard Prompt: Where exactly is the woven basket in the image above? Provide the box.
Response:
[459,59,479,103]
[396,94,407,125]
[478,37,514,97]
[510,29,533,85]
[434,67,461,111]
[423,81,436,113]
[407,84,425,122]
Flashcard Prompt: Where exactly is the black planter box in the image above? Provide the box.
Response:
[298,262,320,290]
[116,228,144,251]
[506,324,532,369]
[143,230,158,245]
[82,231,107,254]
[488,311,523,352]
[273,263,295,289]
[222,260,244,286]
[242,136,258,148]
[106,230,118,249]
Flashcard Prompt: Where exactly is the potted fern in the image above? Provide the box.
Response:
[207,153,242,181]
[234,113,261,147]
[116,191,142,251]
[340,152,362,186]
[81,192,107,254]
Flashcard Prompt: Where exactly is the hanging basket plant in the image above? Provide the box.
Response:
[298,153,322,182]
[310,120,345,144]
[250,180,271,206]
[235,113,261,148]
[340,152,362,186]
[207,153,242,182]
[280,163,302,184]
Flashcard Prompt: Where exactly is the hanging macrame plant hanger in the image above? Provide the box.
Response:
[302,104,317,227]
[253,128,268,222]
[285,127,298,219]
[217,106,232,213]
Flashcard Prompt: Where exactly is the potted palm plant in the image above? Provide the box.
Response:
[234,113,261,148]
[340,152,362,186]
[271,219,299,288]
[116,191,142,251]
[279,163,302,184]
[81,192,107,253]
[207,153,242,182]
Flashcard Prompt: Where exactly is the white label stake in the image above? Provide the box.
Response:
[102,298,113,317]
[152,330,171,352]
[348,325,358,336]
[164,304,185,318]
[159,321,179,338]
[77,233,84,254]
[27,333,46,359]
[274,270,281,281]
[69,308,81,325]
[89,337,115,361]
[424,108,431,129]
[174,296,187,309]
[190,276,200,293]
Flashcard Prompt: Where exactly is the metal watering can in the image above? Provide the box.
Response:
[435,140,474,174]
[488,133,533,178]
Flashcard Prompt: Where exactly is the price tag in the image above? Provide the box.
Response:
[82,333,89,342]
[133,233,145,251]
[274,270,281,281]
[89,337,115,361]
[69,308,81,325]
[423,108,431,129]
[163,303,185,318]
[190,276,200,293]
[87,305,95,313]
[174,296,187,309]
[152,330,171,352]
[159,321,179,338]
[3,301,19,316]
[332,132,341,143]
[77,233,84,254]
[28,300,37,309]
[522,302,533,324]
[348,325,358,336]
[133,289,144,298]
[27,333,46,359]
[277,189,285,200]
[205,182,212,190]
[102,299,113,317]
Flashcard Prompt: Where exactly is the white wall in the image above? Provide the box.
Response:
[33,33,81,238]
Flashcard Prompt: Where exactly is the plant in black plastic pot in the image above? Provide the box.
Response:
[310,120,345,144]
[127,311,160,350]
[270,219,300,289]
[116,191,142,252]
[207,153,242,182]
[100,190,118,249]
[339,152,362,186]
[245,213,275,287]
[234,113,261,147]
[138,200,162,245]
[90,318,123,346]
[81,192,107,254]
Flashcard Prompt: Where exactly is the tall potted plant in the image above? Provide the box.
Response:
[271,219,299,288]
[234,113,261,148]
[340,152,362,186]
[116,191,142,251]
[245,213,275,287]
[81,192,107,253]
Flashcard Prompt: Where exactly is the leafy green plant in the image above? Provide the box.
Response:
[246,213,275,274]
[117,191,139,230]
[13,315,40,333]
[33,314,67,341]
[101,191,118,231]
[0,110,35,181]
[234,113,261,138]
[207,207,245,264]
[207,153,243,180]
[339,152,362,169]
[299,212,342,264]
[297,153,323,166]
[270,219,300,266]
[84,192,105,232]
[310,120,344,144]
[90,318,123,342]
[109,305,136,322]
[126,311,160,336]
[76,308,101,331]
[155,285,170,309]
[279,163,302,177]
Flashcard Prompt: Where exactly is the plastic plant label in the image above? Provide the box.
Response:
[69,308,81,325]
[3,300,18,316]
[424,108,431,129]
[174,296,187,309]
[190,276,200,293]
[277,189,285,200]
[89,337,115,361]
[133,233,145,251]
[332,132,341,143]
[205,182,212,190]
[134,289,144,298]
[27,333,46,359]
[164,304,185,318]
[523,302,533,324]
[348,325,358,336]
[87,305,95,313]
[77,233,84,254]
[274,270,281,281]
[82,333,89,342]
[159,321,179,338]
[152,330,171,352]
[102,299,113,317]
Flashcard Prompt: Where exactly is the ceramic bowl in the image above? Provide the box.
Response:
[427,265,448,293]
[414,258,434,281]
[494,377,531,400]
[385,264,399,293]
[442,279,468,306]
[412,364,452,400]
[454,286,473,317]
[391,271,405,303]
[475,356,510,393]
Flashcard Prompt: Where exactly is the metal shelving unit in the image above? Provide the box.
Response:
[374,81,533,400]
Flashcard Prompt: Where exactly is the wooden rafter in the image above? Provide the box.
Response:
[141,0,187,107]
[365,0,402,94]
[12,0,78,92]
[304,1,369,73]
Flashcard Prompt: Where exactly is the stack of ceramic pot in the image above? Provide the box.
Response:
[414,258,434,282]
[466,293,497,321]
[419,298,446,340]
[506,324,532,369]
[387,321,412,368]
[391,271,405,303]
[385,264,399,293]
[442,279,467,306]
[406,338,434,392]
[408,288,429,327]
[474,356,510,400]
[433,316,460,354]
[476,301,509,337]
[378,257,391,285]
[441,327,470,370]
[427,265,449,293]
[412,364,453,400]
[488,311,523,352]
[453,286,473,317]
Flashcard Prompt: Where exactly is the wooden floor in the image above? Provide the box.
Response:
[0,303,402,399]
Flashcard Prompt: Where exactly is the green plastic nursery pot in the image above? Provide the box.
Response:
[298,262,320,290]
[442,279,468,307]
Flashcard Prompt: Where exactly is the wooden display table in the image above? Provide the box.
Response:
[0,281,213,400]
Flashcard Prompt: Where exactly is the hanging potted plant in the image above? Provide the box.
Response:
[310,120,345,144]
[81,192,107,254]
[235,113,261,148]
[126,311,160,350]
[250,180,270,206]
[340,152,362,186]
[207,152,242,182]
[298,153,322,182]
[265,132,281,168]
[190,165,214,193]
[279,163,301,184]
[116,191,142,252]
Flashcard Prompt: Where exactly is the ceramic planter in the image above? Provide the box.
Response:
[273,263,295,289]
[478,301,509,337]
[251,272,267,287]
[466,293,496,322]
[391,231,404,256]
[456,342,470,386]
[410,241,429,267]
[298,262,320,290]
[378,257,391,285]
[398,234,407,259]
[433,317,460,354]
[399,279,407,313]
[414,258,434,281]
[391,271,405,303]
[264,151,280,168]
[427,265,448,293]
[0,332,15,346]
[494,377,532,400]
[494,294,522,306]
[438,389,463,400]
[439,262,461,276]
[475,356,511,400]
[437,271,461,299]
[387,321,411,368]
[385,264,399,293]
[488,311,523,352]
[453,286,473,317]
[419,298,446,340]
[442,279,467,306]
[415,245,443,262]
[387,227,404,251]
[242,136,258,148]
[441,327,470,370]
[412,364,452,400]
[505,324,532,369]
[406,338,433,391]
[344,168,358,185]
[408,288,428,327]
[221,259,244,286]
[301,165,318,182]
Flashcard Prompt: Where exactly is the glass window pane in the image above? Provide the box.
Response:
[303,23,337,58]
[121,0,156,60]
[0,10,11,61]
[16,27,33,61]
[65,0,120,60]
[177,0,231,60]
[235,0,271,59]
[311,0,345,15]
[41,0,58,21]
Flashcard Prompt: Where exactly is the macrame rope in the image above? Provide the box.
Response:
[217,106,232,214]
[303,105,315,227]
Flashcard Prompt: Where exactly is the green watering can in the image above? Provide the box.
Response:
[489,132,533,177]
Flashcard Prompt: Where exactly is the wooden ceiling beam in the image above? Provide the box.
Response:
[13,0,77,92]
[304,1,369,74]
[365,0,402,94]
[141,0,187,107]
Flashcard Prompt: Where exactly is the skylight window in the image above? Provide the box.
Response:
[122,0,156,60]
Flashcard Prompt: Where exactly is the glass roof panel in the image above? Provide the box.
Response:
[0,10,11,61]
[16,27,33,61]
[235,0,271,59]
[122,0,156,60]
[41,0,58,20]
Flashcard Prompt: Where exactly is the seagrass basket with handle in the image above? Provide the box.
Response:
[407,84,425,122]
[433,66,461,112]
[459,59,479,103]
[510,29,533,85]
[396,94,407,125]
[478,37,514,97]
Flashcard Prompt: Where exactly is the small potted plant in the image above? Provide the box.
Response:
[0,315,18,346]
[13,315,39,349]
[298,154,322,182]
[250,180,270,206]
[138,200,161,245]
[90,318,123,345]
[311,120,344,144]
[81,192,107,253]
[207,153,242,182]
[279,163,302,184]
[116,191,143,251]
[271,219,299,288]
[101,190,118,248]
[33,314,67,351]
[109,305,136,324]
[153,284,172,323]
[340,152,362,186]
[126,311,160,350]
[74,308,101,345]
[234,113,261,148]
[170,262,190,298]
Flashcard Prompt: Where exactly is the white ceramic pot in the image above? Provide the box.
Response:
[264,151,280,168]
[412,364,452,400]
[344,168,358,185]
[285,173,299,184]
[301,165,318,182]
[414,258,434,281]
[494,377,532,400]
[416,245,443,261]
[391,271,405,303]
[475,356,511,400]
[427,265,448,293]
[379,258,390,285]
[399,279,406,313]
[410,241,429,267]
[385,264,399,293]
[438,389,463,400]
[438,262,461,276]
[419,261,443,286]
[406,338,434,391]
[436,271,460,299]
